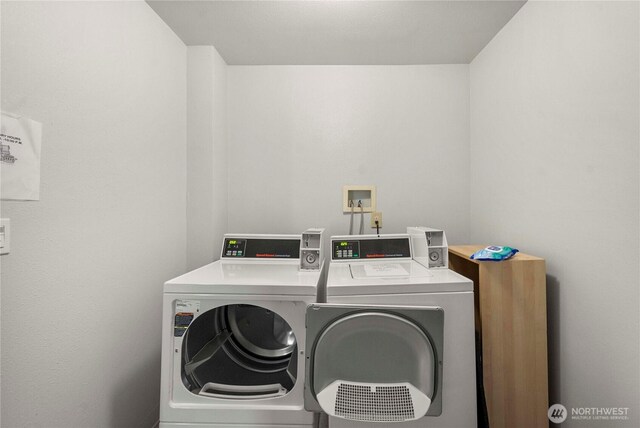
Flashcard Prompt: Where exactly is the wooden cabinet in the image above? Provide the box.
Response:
[448,245,548,428]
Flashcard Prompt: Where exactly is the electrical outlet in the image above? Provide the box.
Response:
[370,211,383,228]
[0,218,10,255]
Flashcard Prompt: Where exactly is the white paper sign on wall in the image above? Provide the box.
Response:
[1,112,42,200]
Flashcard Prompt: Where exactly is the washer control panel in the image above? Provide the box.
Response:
[332,237,411,260]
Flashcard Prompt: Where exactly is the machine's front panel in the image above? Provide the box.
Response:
[160,295,314,426]
[324,293,477,428]
[222,237,301,259]
[332,236,411,261]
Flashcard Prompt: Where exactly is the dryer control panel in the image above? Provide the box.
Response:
[334,240,360,259]
[223,238,247,257]
[222,237,300,259]
[332,236,411,260]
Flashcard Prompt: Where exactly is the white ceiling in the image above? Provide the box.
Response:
[147,0,526,65]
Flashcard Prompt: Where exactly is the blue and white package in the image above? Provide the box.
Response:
[470,246,519,261]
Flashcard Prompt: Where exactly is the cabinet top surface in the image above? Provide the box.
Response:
[449,245,544,262]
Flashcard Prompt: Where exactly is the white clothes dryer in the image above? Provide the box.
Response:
[160,232,325,428]
[304,233,477,428]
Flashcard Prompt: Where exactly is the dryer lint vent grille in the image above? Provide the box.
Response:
[334,383,415,422]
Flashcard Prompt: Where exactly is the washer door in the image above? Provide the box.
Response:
[304,304,444,422]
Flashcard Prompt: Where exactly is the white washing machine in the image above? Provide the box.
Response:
[160,231,326,428]
[304,233,477,428]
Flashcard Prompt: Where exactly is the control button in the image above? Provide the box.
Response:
[338,250,343,257]
[232,251,237,256]
[226,251,232,256]
[237,251,243,255]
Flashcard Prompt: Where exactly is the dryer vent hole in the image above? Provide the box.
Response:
[335,383,415,422]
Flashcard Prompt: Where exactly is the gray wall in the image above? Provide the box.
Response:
[227,65,470,243]
[187,46,228,270]
[2,2,638,427]
[0,2,187,427]
[470,1,639,426]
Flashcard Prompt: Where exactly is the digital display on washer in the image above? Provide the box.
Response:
[332,238,411,259]
[222,238,300,258]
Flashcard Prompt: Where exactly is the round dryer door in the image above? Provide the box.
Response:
[181,304,298,398]
[305,304,444,423]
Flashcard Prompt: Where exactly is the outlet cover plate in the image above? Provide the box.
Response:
[0,218,10,255]
[370,211,383,228]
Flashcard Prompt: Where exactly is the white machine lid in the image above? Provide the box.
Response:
[327,259,472,296]
[165,260,321,296]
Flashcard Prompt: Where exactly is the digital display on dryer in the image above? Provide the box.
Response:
[333,240,360,259]
[223,238,247,257]
[222,238,300,258]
